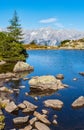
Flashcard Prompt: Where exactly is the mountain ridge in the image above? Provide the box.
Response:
[23,28,84,46]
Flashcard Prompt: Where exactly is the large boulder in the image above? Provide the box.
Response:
[13,61,33,72]
[44,99,63,110]
[72,96,84,108]
[29,75,65,92]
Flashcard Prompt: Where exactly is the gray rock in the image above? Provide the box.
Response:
[13,116,29,125]
[22,101,37,113]
[5,101,17,113]
[35,122,50,130]
[13,61,33,72]
[34,111,51,125]
[72,96,84,108]
[56,74,64,80]
[29,75,65,92]
[44,99,63,110]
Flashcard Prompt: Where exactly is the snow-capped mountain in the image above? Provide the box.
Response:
[23,28,84,46]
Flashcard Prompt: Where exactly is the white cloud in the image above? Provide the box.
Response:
[54,22,64,28]
[39,18,57,23]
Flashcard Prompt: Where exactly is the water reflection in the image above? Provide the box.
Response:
[29,89,58,97]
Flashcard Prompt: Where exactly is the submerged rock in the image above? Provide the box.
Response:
[35,122,50,130]
[13,116,29,125]
[72,96,84,108]
[44,99,63,110]
[29,75,65,92]
[13,61,33,72]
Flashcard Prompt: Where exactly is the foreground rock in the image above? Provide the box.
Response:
[56,74,64,80]
[0,72,15,79]
[22,100,38,113]
[0,86,13,93]
[34,111,51,125]
[13,116,29,125]
[72,96,84,108]
[29,117,37,125]
[13,61,33,72]
[29,75,65,92]
[44,99,63,110]
[5,101,17,113]
[19,125,32,130]
[35,122,50,130]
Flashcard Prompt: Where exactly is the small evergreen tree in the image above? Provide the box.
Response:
[7,11,23,42]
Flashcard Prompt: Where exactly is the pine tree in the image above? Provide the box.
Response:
[7,11,23,42]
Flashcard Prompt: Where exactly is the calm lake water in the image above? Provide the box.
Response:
[5,50,84,130]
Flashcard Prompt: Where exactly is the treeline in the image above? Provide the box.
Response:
[0,11,27,62]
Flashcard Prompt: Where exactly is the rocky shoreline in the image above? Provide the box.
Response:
[0,61,84,130]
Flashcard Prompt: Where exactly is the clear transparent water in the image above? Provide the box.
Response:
[5,50,84,130]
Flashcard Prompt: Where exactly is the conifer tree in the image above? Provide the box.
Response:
[7,11,23,42]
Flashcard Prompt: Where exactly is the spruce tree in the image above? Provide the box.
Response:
[7,11,23,42]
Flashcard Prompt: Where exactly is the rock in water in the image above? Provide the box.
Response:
[72,96,84,108]
[13,61,33,72]
[56,74,64,80]
[44,99,63,110]
[5,101,17,113]
[79,72,84,76]
[13,116,29,125]
[35,122,50,130]
[22,100,38,113]
[33,111,51,125]
[29,75,65,92]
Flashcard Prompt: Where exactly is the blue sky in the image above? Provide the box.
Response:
[0,0,84,30]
